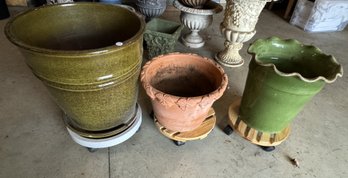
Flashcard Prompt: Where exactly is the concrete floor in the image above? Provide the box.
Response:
[1,5,347,178]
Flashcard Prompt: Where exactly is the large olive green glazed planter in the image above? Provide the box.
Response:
[144,18,183,59]
[5,3,145,137]
[239,37,343,134]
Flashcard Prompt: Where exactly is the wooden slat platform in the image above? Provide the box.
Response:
[228,98,290,146]
[154,108,216,142]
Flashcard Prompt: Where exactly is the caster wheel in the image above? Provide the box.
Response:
[173,140,186,146]
[149,111,154,118]
[87,147,98,153]
[223,125,234,135]
[260,146,275,152]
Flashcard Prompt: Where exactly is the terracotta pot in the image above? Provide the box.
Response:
[5,3,145,138]
[240,37,343,133]
[141,53,228,132]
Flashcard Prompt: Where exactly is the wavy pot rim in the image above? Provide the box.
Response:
[248,36,343,83]
[4,2,146,56]
[140,52,228,102]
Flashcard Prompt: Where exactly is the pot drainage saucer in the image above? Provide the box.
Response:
[63,104,139,139]
[66,104,142,149]
[227,98,290,147]
[154,108,216,146]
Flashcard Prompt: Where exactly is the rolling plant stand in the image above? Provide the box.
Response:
[65,104,142,152]
[223,98,290,152]
[153,108,216,146]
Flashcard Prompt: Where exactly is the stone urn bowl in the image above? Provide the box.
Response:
[136,0,167,21]
[141,53,228,132]
[240,37,343,135]
[180,0,209,8]
[5,3,145,138]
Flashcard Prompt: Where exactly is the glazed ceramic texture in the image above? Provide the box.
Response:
[141,53,228,132]
[136,0,167,21]
[5,3,145,135]
[144,18,183,59]
[239,37,343,133]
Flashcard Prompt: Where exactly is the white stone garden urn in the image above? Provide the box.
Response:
[215,0,273,67]
[174,0,223,48]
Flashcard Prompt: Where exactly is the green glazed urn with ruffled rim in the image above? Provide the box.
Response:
[239,37,343,133]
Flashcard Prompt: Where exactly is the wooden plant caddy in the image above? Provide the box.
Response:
[224,97,290,152]
[153,108,216,146]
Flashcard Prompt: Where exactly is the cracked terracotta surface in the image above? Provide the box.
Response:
[141,53,228,132]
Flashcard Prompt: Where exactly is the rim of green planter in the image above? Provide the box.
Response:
[248,37,343,83]
[145,18,184,39]
[5,2,145,56]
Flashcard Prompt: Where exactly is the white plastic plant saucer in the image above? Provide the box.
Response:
[66,104,142,149]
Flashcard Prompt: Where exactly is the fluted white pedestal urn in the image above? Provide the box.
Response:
[215,0,273,67]
[174,0,222,48]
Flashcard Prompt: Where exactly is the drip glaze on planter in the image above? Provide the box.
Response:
[5,3,146,137]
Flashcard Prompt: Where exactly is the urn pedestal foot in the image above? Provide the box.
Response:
[215,42,244,67]
[181,31,205,48]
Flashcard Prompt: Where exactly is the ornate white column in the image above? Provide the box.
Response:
[215,0,272,67]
